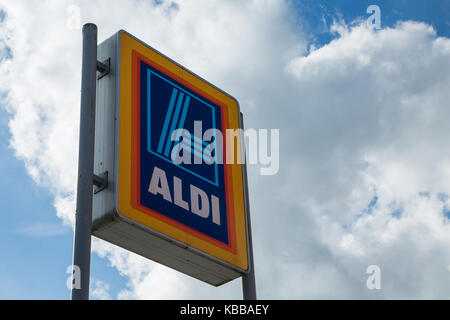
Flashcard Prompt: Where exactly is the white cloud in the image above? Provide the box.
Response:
[91,279,111,300]
[267,21,450,299]
[1,0,450,299]
[13,222,71,237]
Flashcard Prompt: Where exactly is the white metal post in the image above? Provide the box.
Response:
[71,23,98,300]
[240,112,257,300]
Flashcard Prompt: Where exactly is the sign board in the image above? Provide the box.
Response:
[92,30,249,286]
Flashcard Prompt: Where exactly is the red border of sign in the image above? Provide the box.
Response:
[130,50,237,254]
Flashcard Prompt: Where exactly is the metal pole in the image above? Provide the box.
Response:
[240,112,257,300]
[71,23,98,300]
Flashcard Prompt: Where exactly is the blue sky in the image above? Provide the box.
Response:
[0,107,70,299]
[294,0,450,47]
[0,0,449,299]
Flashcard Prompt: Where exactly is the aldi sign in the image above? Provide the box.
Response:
[92,30,249,286]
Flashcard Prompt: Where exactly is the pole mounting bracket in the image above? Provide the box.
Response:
[93,171,108,194]
[96,58,110,80]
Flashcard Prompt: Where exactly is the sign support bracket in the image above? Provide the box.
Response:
[93,171,108,194]
[97,58,110,79]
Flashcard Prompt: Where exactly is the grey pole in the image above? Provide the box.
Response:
[71,23,98,300]
[240,112,257,300]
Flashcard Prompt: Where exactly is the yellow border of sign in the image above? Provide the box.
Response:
[116,31,248,271]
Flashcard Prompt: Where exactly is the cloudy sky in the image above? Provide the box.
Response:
[0,0,449,299]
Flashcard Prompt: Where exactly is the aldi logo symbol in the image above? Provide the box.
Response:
[145,64,220,187]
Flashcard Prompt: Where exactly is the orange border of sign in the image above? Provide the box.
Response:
[116,31,248,271]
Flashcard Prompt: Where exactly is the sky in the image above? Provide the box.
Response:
[0,0,449,299]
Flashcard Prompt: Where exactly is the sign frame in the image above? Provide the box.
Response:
[92,30,251,286]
